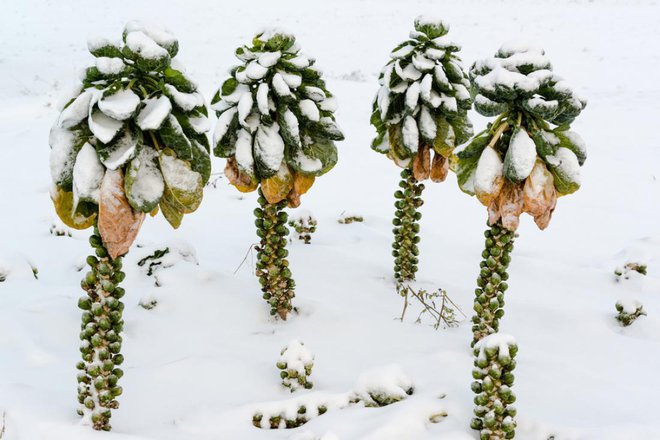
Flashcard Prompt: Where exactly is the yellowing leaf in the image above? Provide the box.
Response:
[261,163,293,204]
[293,172,315,196]
[51,186,96,230]
[225,157,258,193]
[159,188,184,229]
[98,169,145,259]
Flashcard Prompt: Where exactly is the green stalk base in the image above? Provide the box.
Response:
[392,168,424,285]
[255,189,295,319]
[471,221,515,347]
[76,226,126,431]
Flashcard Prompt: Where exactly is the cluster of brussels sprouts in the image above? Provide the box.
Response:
[471,334,518,440]
[212,29,343,207]
[392,169,424,282]
[76,227,126,430]
[254,190,294,319]
[471,224,515,346]
[457,44,586,231]
[276,340,314,392]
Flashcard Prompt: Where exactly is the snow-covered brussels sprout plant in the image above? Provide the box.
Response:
[459,43,586,438]
[49,21,210,431]
[212,29,343,320]
[459,43,586,346]
[370,17,473,285]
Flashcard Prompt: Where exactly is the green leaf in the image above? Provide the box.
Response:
[89,42,123,58]
[456,131,489,160]
[221,78,238,96]
[163,67,196,93]
[303,136,338,176]
[158,114,192,160]
[190,140,212,184]
[456,153,480,195]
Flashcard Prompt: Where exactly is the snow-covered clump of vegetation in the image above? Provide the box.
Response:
[254,365,414,429]
[350,364,414,407]
[289,211,317,244]
[370,16,473,285]
[277,340,315,392]
[49,21,210,431]
[615,299,646,326]
[212,28,344,319]
[614,262,648,281]
[471,334,518,440]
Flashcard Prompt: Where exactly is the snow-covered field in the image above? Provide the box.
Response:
[1,0,660,438]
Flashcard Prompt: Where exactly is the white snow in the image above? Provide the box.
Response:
[245,60,269,81]
[124,20,177,49]
[254,123,285,172]
[100,129,137,170]
[475,146,503,195]
[95,57,125,75]
[283,109,301,144]
[159,152,200,192]
[72,142,104,206]
[126,147,164,208]
[507,128,537,180]
[98,88,140,120]
[234,128,254,171]
[258,51,281,68]
[125,31,168,60]
[278,70,302,89]
[391,44,414,60]
[58,88,95,128]
[418,106,436,141]
[352,365,414,406]
[49,124,77,185]
[402,115,419,152]
[237,91,253,126]
[88,109,123,144]
[136,95,172,130]
[299,99,320,122]
[404,81,420,111]
[164,84,204,111]
[474,333,517,363]
[272,72,292,97]
[188,115,210,134]
[86,36,119,52]
[213,107,238,146]
[256,82,269,115]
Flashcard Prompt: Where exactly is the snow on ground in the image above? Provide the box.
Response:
[1,0,660,439]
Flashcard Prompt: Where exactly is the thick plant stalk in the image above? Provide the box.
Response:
[471,221,515,347]
[471,334,518,439]
[76,226,125,431]
[392,168,424,284]
[255,189,295,319]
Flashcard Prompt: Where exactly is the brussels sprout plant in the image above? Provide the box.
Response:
[457,43,587,347]
[459,43,586,438]
[49,21,210,430]
[212,29,343,319]
[370,16,473,285]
